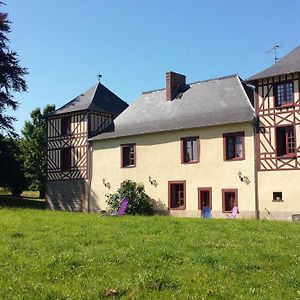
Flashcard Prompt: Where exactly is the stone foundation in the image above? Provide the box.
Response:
[46,179,86,211]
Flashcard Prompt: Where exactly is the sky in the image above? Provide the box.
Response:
[4,0,300,134]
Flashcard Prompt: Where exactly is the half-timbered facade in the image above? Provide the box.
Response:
[46,83,128,211]
[247,45,300,219]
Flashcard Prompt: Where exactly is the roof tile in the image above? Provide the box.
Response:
[90,75,255,141]
[49,83,128,116]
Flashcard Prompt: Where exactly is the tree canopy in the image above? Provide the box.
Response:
[20,105,55,198]
[0,2,27,136]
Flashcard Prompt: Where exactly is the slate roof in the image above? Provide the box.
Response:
[90,75,255,141]
[247,45,300,81]
[48,83,128,116]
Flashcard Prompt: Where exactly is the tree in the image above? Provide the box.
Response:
[0,2,27,136]
[20,105,55,198]
[0,135,27,195]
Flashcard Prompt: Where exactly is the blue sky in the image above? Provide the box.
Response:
[4,0,300,134]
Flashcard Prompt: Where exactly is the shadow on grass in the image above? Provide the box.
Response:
[0,194,46,209]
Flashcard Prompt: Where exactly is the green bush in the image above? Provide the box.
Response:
[106,180,153,215]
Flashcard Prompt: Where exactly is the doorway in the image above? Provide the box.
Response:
[198,188,212,217]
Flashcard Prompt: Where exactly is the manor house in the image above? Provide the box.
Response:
[46,45,300,220]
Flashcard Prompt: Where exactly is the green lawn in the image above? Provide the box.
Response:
[0,209,299,299]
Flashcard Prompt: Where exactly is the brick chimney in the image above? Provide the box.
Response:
[166,71,186,101]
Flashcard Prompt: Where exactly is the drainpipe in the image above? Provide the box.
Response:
[253,117,260,220]
[87,140,93,213]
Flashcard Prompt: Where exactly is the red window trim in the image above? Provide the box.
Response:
[275,103,295,109]
[223,131,245,161]
[168,180,186,210]
[120,143,136,168]
[222,188,238,213]
[274,80,294,108]
[198,187,212,210]
[181,136,200,164]
[275,125,296,158]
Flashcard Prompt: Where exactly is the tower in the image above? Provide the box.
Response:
[45,82,128,211]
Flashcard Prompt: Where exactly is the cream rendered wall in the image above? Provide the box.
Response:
[90,122,256,218]
[258,171,300,220]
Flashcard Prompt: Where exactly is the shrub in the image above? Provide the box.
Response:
[106,180,153,215]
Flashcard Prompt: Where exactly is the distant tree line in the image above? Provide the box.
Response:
[0,135,26,195]
[0,105,55,196]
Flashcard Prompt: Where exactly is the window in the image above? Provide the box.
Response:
[168,181,186,209]
[223,132,244,160]
[273,192,283,202]
[198,188,212,210]
[222,189,238,212]
[181,136,199,163]
[121,144,136,168]
[276,126,295,157]
[61,148,71,171]
[61,116,71,135]
[275,81,294,107]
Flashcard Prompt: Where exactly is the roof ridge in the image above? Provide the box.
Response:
[142,87,165,95]
[237,78,255,115]
[142,73,238,95]
[87,83,100,110]
[189,73,238,86]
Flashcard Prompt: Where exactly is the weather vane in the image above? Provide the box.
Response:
[97,74,102,83]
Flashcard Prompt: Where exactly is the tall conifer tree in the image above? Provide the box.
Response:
[0,2,27,136]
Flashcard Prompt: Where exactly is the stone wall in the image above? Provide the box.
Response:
[46,179,85,211]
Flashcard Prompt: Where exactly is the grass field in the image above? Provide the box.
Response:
[0,209,299,299]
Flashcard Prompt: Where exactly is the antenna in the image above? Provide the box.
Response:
[97,74,102,83]
[266,45,280,63]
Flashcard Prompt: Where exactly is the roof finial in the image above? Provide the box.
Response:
[97,74,102,83]
[266,45,280,63]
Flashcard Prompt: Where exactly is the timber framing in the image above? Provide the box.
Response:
[255,72,300,171]
[47,110,114,181]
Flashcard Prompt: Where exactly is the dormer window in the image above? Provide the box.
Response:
[275,81,294,107]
